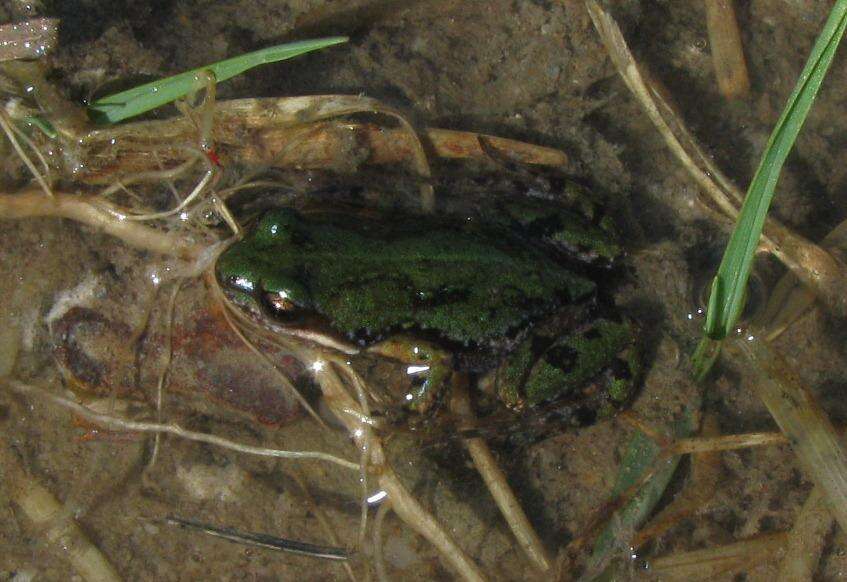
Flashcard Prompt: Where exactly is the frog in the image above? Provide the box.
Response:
[215,189,640,431]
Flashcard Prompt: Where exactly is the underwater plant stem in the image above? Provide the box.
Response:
[0,190,202,258]
[450,379,551,573]
[2,444,121,582]
[704,0,751,99]
[664,431,787,456]
[728,335,847,534]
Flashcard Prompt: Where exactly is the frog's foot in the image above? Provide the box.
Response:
[489,318,640,418]
[366,336,453,414]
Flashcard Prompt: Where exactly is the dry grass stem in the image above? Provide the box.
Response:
[6,379,359,471]
[634,417,723,547]
[74,97,567,185]
[777,486,833,581]
[647,532,787,580]
[450,377,551,573]
[704,0,751,99]
[664,431,787,456]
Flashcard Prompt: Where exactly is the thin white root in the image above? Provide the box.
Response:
[6,379,359,471]
[123,168,215,221]
[2,445,121,582]
[212,279,328,428]
[147,279,184,470]
[450,380,551,573]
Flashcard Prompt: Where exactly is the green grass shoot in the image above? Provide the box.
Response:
[87,37,348,125]
[587,409,695,579]
[702,4,847,344]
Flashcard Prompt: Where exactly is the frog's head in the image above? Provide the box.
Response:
[216,208,312,319]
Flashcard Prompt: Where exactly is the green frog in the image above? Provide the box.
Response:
[215,189,639,428]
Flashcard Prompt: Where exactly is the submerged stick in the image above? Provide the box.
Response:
[647,532,787,580]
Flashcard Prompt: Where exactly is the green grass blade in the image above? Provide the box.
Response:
[703,3,847,340]
[587,409,695,578]
[87,37,348,125]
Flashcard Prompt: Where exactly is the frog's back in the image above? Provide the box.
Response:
[244,207,598,346]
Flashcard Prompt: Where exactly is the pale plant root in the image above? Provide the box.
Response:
[5,379,359,471]
[0,188,204,258]
[217,299,488,581]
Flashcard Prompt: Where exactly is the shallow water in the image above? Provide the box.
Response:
[2,1,847,580]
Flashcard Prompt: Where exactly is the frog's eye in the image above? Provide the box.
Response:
[262,281,311,320]
[265,290,299,314]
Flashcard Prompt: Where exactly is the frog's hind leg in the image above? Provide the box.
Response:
[490,316,640,417]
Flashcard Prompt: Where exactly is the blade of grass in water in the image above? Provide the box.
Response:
[87,37,348,124]
[587,409,695,579]
[702,4,847,343]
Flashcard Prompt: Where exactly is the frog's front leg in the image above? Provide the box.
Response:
[367,336,453,414]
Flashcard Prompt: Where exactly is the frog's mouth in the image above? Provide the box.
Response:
[223,285,362,356]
